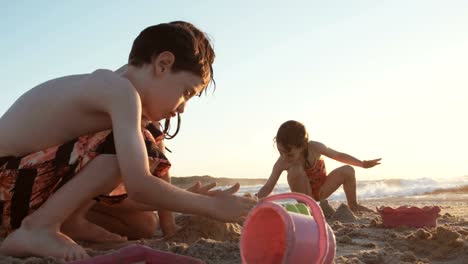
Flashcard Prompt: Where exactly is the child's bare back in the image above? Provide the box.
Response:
[0,70,124,157]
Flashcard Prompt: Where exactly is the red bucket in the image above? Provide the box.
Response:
[377,206,441,228]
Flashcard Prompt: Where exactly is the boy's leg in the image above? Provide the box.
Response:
[0,155,122,261]
[318,165,372,212]
[286,165,313,196]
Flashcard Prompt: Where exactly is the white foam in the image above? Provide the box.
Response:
[237,176,467,201]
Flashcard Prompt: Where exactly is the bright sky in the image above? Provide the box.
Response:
[1,1,467,182]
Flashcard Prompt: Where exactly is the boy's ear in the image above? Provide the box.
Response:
[154,51,175,75]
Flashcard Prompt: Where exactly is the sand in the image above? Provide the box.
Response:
[331,195,468,264]
[0,194,467,264]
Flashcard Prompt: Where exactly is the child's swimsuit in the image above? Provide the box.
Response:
[305,159,327,201]
[0,120,170,235]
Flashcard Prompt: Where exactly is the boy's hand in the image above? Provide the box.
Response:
[210,183,258,222]
[362,158,382,168]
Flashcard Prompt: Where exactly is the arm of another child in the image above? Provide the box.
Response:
[311,141,381,168]
[257,156,289,198]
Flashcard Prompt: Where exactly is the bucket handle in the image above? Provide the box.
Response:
[261,192,328,264]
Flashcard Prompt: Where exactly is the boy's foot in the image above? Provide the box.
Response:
[349,204,374,213]
[62,218,127,243]
[0,225,88,261]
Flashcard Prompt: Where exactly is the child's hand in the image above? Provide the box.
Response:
[362,158,382,168]
[210,183,258,222]
[186,181,218,196]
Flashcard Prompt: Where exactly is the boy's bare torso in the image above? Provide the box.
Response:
[0,70,124,157]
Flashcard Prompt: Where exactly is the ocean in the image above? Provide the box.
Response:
[236,175,468,201]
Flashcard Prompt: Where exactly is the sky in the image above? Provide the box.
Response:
[1,1,467,182]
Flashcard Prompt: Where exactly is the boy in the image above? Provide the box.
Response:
[0,21,257,261]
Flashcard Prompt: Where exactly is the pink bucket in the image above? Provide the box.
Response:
[240,193,335,264]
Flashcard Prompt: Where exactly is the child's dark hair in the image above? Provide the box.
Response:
[275,120,311,166]
[129,21,215,139]
[129,21,215,87]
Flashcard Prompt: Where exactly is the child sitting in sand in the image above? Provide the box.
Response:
[0,21,257,261]
[257,120,380,213]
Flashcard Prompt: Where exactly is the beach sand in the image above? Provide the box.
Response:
[0,194,467,264]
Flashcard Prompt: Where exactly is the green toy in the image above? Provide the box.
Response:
[283,203,311,216]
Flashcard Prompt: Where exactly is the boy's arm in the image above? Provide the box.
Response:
[312,141,381,168]
[257,157,287,198]
[86,70,255,222]
[94,73,213,217]
[154,139,180,237]
[158,170,182,237]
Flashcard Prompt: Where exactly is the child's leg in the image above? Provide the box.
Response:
[61,200,128,242]
[318,165,372,212]
[83,170,172,240]
[85,202,158,240]
[286,165,313,196]
[0,155,122,261]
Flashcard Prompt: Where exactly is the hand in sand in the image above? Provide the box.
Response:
[161,223,183,240]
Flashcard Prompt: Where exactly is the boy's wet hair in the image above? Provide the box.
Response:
[128,21,215,85]
[129,21,215,90]
[275,120,311,166]
[129,21,216,139]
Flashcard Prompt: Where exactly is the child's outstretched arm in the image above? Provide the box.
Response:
[311,141,381,168]
[257,157,289,198]
[92,71,256,222]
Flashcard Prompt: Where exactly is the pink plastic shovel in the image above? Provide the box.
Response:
[240,192,336,264]
[71,244,204,264]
